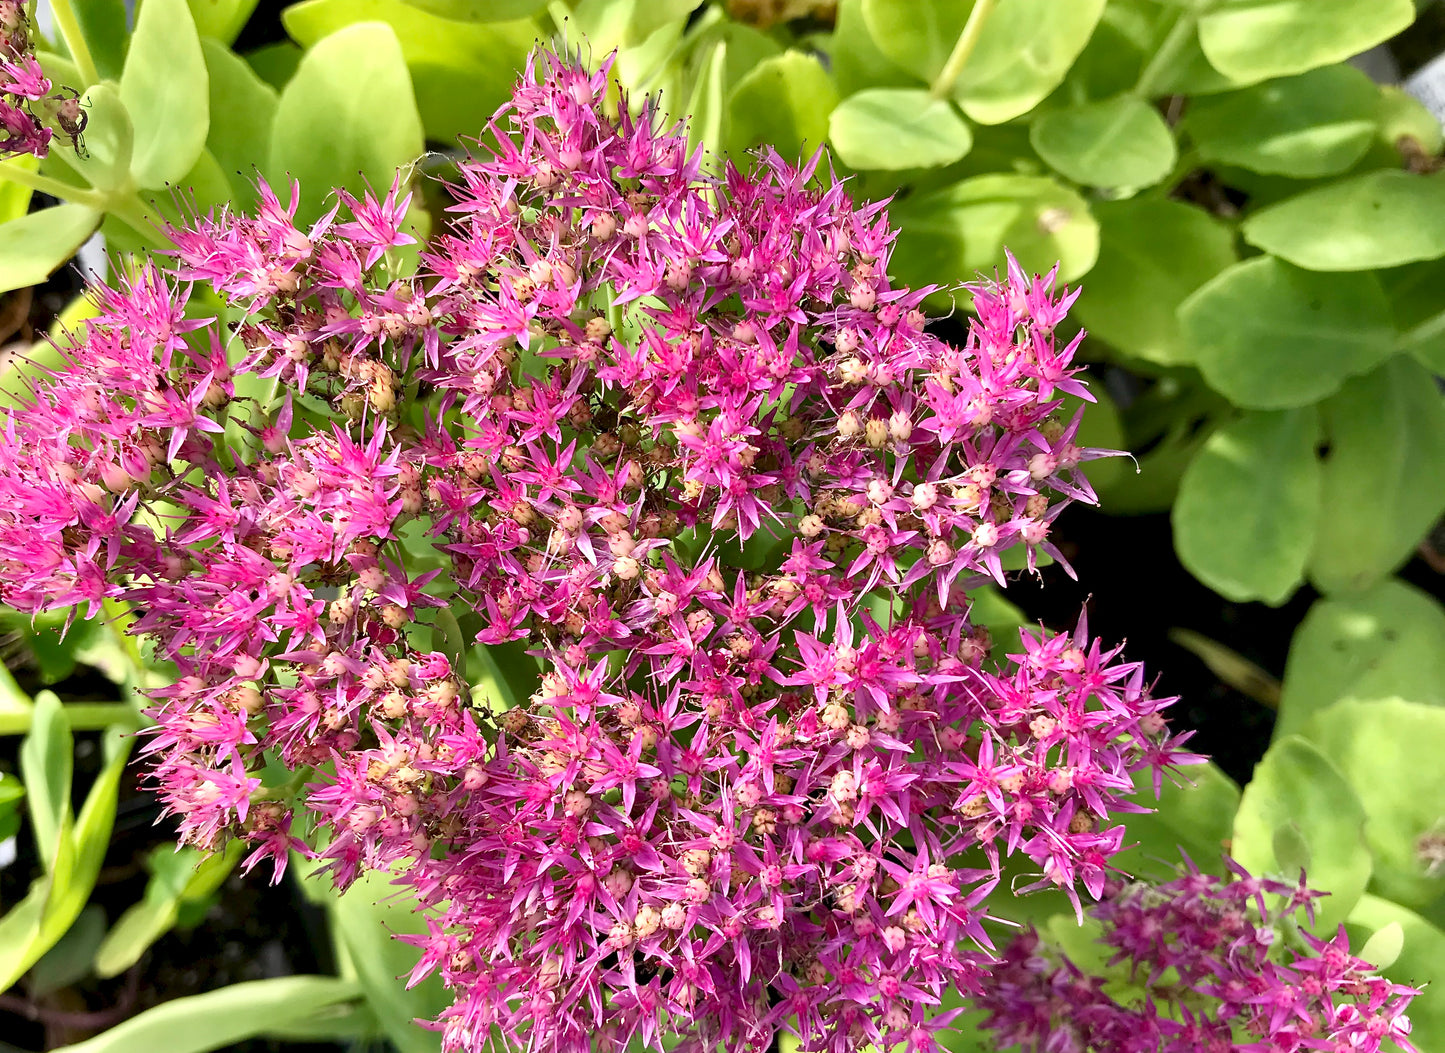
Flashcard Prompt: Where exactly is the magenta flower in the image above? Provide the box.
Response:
[0,46,1206,1053]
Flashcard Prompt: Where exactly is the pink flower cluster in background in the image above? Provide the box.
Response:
[978,859,1419,1053]
[0,45,1414,1053]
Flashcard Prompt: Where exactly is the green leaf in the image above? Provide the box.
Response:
[20,691,74,868]
[1074,198,1235,365]
[281,0,536,145]
[1346,895,1445,1053]
[953,0,1106,124]
[828,88,972,171]
[66,83,134,192]
[0,772,23,841]
[50,976,365,1053]
[294,860,449,1053]
[1385,256,1445,374]
[860,0,970,85]
[1304,699,1445,910]
[1183,65,1379,177]
[1231,735,1370,930]
[570,0,701,52]
[399,0,543,18]
[727,51,838,160]
[1309,359,1445,594]
[0,153,37,223]
[95,842,241,977]
[1029,93,1175,188]
[1198,0,1415,85]
[119,0,211,190]
[245,41,304,91]
[1113,762,1241,880]
[683,39,727,170]
[0,204,103,295]
[269,21,424,225]
[1178,257,1396,409]
[31,904,105,995]
[1244,169,1445,271]
[70,0,130,79]
[889,173,1098,304]
[831,0,914,96]
[1377,84,1444,157]
[200,38,278,211]
[187,0,261,41]
[1172,408,1320,605]
[1276,578,1445,741]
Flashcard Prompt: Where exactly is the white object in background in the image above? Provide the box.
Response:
[1406,51,1445,124]
[0,835,16,871]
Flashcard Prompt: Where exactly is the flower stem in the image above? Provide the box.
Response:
[0,159,104,208]
[46,0,100,89]
[1134,10,1198,99]
[0,701,142,736]
[929,0,999,101]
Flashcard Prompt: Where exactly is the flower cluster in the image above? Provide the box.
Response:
[0,48,1203,1053]
[977,859,1419,1053]
[1,0,59,159]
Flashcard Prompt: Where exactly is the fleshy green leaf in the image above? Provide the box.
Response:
[1232,735,1371,930]
[1172,408,1320,605]
[293,859,449,1053]
[570,0,701,52]
[245,41,304,90]
[0,204,103,295]
[860,0,971,86]
[1183,65,1379,177]
[1304,699,1445,910]
[31,905,106,995]
[1309,359,1445,595]
[1198,0,1415,85]
[269,21,424,224]
[0,153,36,223]
[1030,93,1175,188]
[728,51,838,160]
[19,691,73,867]
[831,0,914,96]
[1384,256,1445,374]
[0,772,24,841]
[49,976,365,1053]
[1377,84,1444,157]
[1178,257,1396,409]
[399,0,544,18]
[1243,171,1445,272]
[1113,762,1242,880]
[828,88,971,170]
[1275,578,1445,741]
[187,0,261,41]
[951,0,1108,125]
[95,842,241,977]
[281,0,536,145]
[66,83,133,192]
[890,173,1098,303]
[1074,198,1235,365]
[119,0,211,189]
[200,38,278,211]
[70,0,130,79]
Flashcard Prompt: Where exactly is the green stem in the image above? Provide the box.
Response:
[46,0,100,89]
[0,702,142,736]
[1134,10,1198,99]
[103,192,172,251]
[929,0,999,101]
[1399,307,1445,352]
[0,159,104,208]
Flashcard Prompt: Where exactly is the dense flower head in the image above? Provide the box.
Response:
[0,0,57,159]
[977,859,1420,1053]
[0,48,1205,1053]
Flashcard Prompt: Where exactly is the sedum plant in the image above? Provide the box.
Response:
[0,44,1428,1053]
